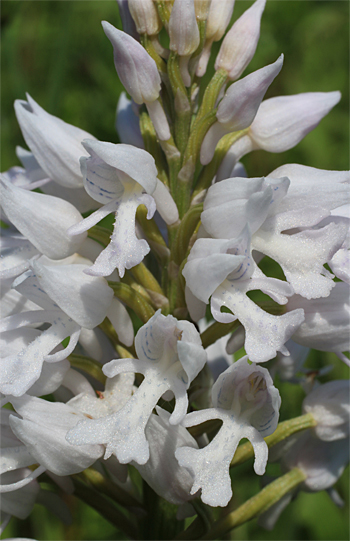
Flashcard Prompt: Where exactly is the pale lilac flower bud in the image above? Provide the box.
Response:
[169,0,200,56]
[128,0,162,35]
[196,0,235,76]
[303,380,350,442]
[250,91,341,152]
[215,0,266,80]
[200,55,283,164]
[194,0,212,22]
[102,22,161,104]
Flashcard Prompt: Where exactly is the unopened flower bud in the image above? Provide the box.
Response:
[194,0,212,22]
[206,0,235,42]
[196,0,235,76]
[169,0,200,56]
[128,0,162,36]
[200,55,283,164]
[102,21,161,104]
[250,91,341,152]
[215,0,266,80]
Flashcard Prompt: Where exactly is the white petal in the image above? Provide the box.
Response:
[211,281,304,362]
[148,179,179,225]
[250,92,341,152]
[107,297,134,347]
[14,94,95,188]
[0,176,87,259]
[33,259,113,329]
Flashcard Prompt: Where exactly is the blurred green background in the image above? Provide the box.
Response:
[1,1,349,540]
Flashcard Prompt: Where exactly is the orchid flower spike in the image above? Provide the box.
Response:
[66,310,207,465]
[176,357,281,507]
[68,140,178,277]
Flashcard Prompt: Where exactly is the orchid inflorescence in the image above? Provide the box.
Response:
[1,1,349,540]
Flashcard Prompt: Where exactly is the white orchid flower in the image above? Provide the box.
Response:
[175,356,281,507]
[201,168,349,299]
[183,227,304,362]
[67,310,207,465]
[68,140,178,277]
[0,257,114,397]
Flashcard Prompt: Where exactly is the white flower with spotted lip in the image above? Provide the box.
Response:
[183,225,305,363]
[175,356,281,507]
[66,310,207,465]
[68,140,178,278]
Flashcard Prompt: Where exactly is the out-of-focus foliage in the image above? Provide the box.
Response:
[1,1,349,540]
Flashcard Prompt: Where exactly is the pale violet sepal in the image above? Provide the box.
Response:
[133,407,198,505]
[302,380,350,442]
[116,92,144,149]
[0,469,40,518]
[282,431,349,493]
[215,0,266,80]
[175,357,281,507]
[249,91,341,152]
[16,146,99,214]
[0,175,87,260]
[286,282,350,364]
[66,311,207,465]
[14,94,96,188]
[201,56,283,165]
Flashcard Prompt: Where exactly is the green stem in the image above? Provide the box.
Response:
[172,204,203,265]
[193,129,249,199]
[88,225,111,247]
[68,354,106,385]
[108,282,155,323]
[195,68,227,125]
[231,413,317,468]
[139,110,169,186]
[201,468,307,540]
[72,476,138,539]
[80,467,143,511]
[200,320,240,349]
